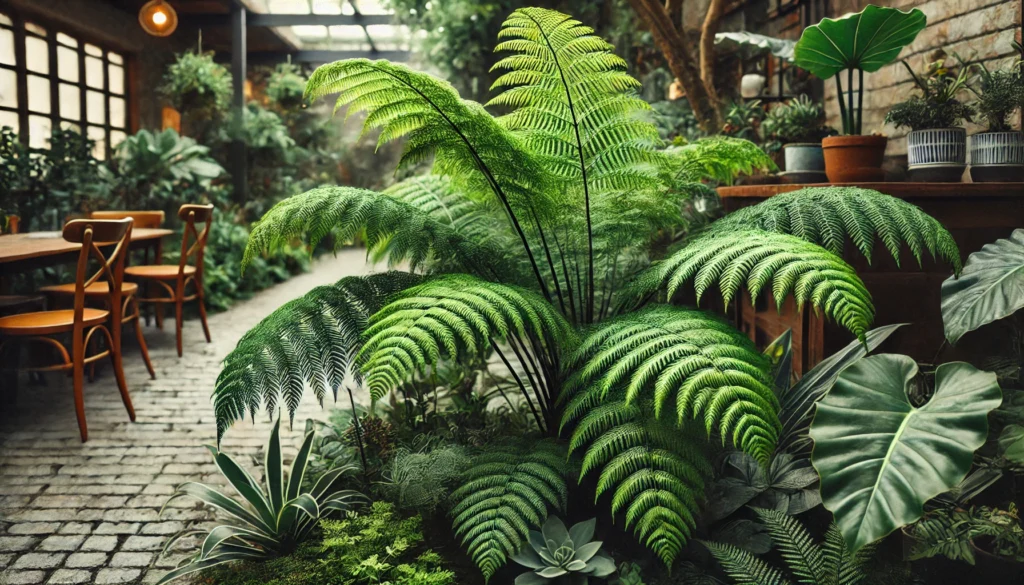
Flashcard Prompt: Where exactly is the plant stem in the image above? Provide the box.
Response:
[857,68,864,135]
[834,73,848,135]
[345,386,370,484]
[489,339,546,433]
[847,68,854,135]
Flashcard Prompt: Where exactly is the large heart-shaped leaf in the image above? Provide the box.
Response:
[941,229,1024,345]
[794,6,926,79]
[810,355,1001,552]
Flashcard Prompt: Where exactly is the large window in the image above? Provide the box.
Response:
[0,10,130,159]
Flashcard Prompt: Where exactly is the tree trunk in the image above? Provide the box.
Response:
[699,0,726,104]
[629,0,723,133]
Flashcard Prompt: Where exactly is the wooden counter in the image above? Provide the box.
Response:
[717,182,1024,374]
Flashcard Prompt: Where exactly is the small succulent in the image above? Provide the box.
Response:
[511,517,616,585]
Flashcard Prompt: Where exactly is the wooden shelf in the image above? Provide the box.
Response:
[718,182,1024,199]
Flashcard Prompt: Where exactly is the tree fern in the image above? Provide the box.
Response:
[566,398,711,566]
[382,174,501,243]
[244,185,517,279]
[561,305,779,464]
[668,136,777,185]
[708,187,962,273]
[628,230,875,339]
[704,508,870,585]
[449,440,570,581]
[358,274,577,403]
[212,272,420,442]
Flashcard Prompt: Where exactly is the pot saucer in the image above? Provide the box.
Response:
[778,170,828,184]
[969,164,1024,183]
[907,163,966,183]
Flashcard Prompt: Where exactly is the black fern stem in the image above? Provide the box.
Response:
[524,11,595,323]
[489,339,546,432]
[834,73,848,135]
[552,230,578,324]
[345,385,370,484]
[529,207,568,317]
[371,65,553,303]
[508,332,551,408]
[505,334,550,427]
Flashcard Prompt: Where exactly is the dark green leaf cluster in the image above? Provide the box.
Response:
[885,58,973,130]
[159,49,232,117]
[667,136,776,185]
[449,441,570,580]
[972,65,1024,132]
[908,505,1024,565]
[762,95,834,144]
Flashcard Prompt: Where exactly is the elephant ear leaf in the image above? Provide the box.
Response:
[809,355,1001,552]
[941,229,1024,345]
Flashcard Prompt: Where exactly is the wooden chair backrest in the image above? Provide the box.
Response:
[177,204,213,281]
[62,218,133,333]
[90,210,165,229]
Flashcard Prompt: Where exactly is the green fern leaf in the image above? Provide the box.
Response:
[709,187,962,273]
[450,441,569,581]
[358,274,576,401]
[630,230,875,339]
[668,137,777,185]
[562,305,779,463]
[212,272,420,442]
[703,539,794,585]
[752,508,829,584]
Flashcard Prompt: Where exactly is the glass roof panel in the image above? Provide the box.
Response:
[253,0,402,55]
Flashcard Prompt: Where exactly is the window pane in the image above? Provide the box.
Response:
[56,32,77,47]
[29,114,51,148]
[85,56,103,88]
[25,22,46,36]
[86,89,104,124]
[110,129,126,149]
[108,63,124,94]
[57,46,78,81]
[59,83,80,120]
[0,28,14,66]
[0,68,16,108]
[108,52,123,65]
[87,125,105,160]
[0,12,11,26]
[60,121,80,133]
[26,35,48,74]
[27,74,49,114]
[0,109,18,133]
[84,43,101,56]
[109,96,125,128]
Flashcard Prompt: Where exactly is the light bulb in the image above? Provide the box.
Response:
[152,10,168,25]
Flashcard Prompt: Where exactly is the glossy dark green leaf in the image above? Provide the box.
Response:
[810,355,1001,552]
[998,424,1024,464]
[941,229,1024,344]
[794,6,926,78]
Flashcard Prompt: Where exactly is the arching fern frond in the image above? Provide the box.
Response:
[212,272,420,442]
[450,440,569,581]
[383,174,498,241]
[561,305,779,463]
[244,185,517,279]
[667,136,777,185]
[358,274,577,401]
[566,399,711,566]
[702,540,793,585]
[629,230,875,338]
[708,186,962,273]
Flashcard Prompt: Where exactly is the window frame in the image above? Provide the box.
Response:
[0,6,135,160]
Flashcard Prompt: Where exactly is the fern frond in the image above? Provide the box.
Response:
[752,508,828,585]
[708,187,962,274]
[702,540,794,585]
[561,305,779,463]
[357,274,577,401]
[450,441,569,581]
[667,137,777,185]
[383,174,501,242]
[629,230,875,339]
[567,399,711,566]
[212,272,420,442]
[244,185,518,279]
[823,523,872,585]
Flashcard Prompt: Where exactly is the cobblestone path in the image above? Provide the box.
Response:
[1,250,372,585]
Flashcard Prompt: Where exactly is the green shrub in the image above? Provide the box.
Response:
[885,57,973,130]
[969,52,1024,132]
[159,48,232,118]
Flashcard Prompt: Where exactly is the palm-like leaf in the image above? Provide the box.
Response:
[212,272,419,441]
[567,399,711,566]
[629,230,875,339]
[358,274,576,401]
[561,305,778,464]
[450,441,570,581]
[709,187,962,272]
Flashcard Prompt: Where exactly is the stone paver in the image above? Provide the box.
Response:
[1,252,371,584]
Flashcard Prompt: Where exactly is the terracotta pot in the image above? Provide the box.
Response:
[822,135,888,183]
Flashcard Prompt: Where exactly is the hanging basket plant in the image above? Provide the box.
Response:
[266,60,308,111]
[159,38,232,119]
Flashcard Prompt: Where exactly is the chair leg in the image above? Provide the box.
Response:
[72,348,87,442]
[109,337,135,422]
[197,287,211,344]
[174,297,183,358]
[132,298,156,379]
[87,336,97,383]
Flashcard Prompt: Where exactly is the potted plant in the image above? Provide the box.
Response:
[885,55,973,182]
[967,47,1024,182]
[762,94,835,182]
[794,5,927,182]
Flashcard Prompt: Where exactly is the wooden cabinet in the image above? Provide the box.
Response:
[718,182,1024,375]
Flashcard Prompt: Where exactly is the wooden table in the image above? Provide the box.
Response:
[0,228,174,277]
[717,182,1024,374]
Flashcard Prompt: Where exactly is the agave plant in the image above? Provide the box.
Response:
[156,419,367,584]
[512,517,615,585]
[211,6,960,578]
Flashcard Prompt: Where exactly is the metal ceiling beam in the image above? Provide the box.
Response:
[244,50,410,64]
[187,13,394,27]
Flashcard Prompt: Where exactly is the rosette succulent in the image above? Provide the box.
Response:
[511,517,615,584]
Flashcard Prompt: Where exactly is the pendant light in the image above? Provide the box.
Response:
[139,0,178,37]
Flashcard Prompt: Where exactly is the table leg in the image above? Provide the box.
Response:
[154,239,164,331]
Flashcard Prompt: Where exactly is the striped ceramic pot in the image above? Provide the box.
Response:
[969,131,1024,165]
[907,128,966,167]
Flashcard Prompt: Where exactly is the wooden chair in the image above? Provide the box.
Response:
[0,218,136,442]
[89,210,168,330]
[0,215,47,318]
[125,204,213,357]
